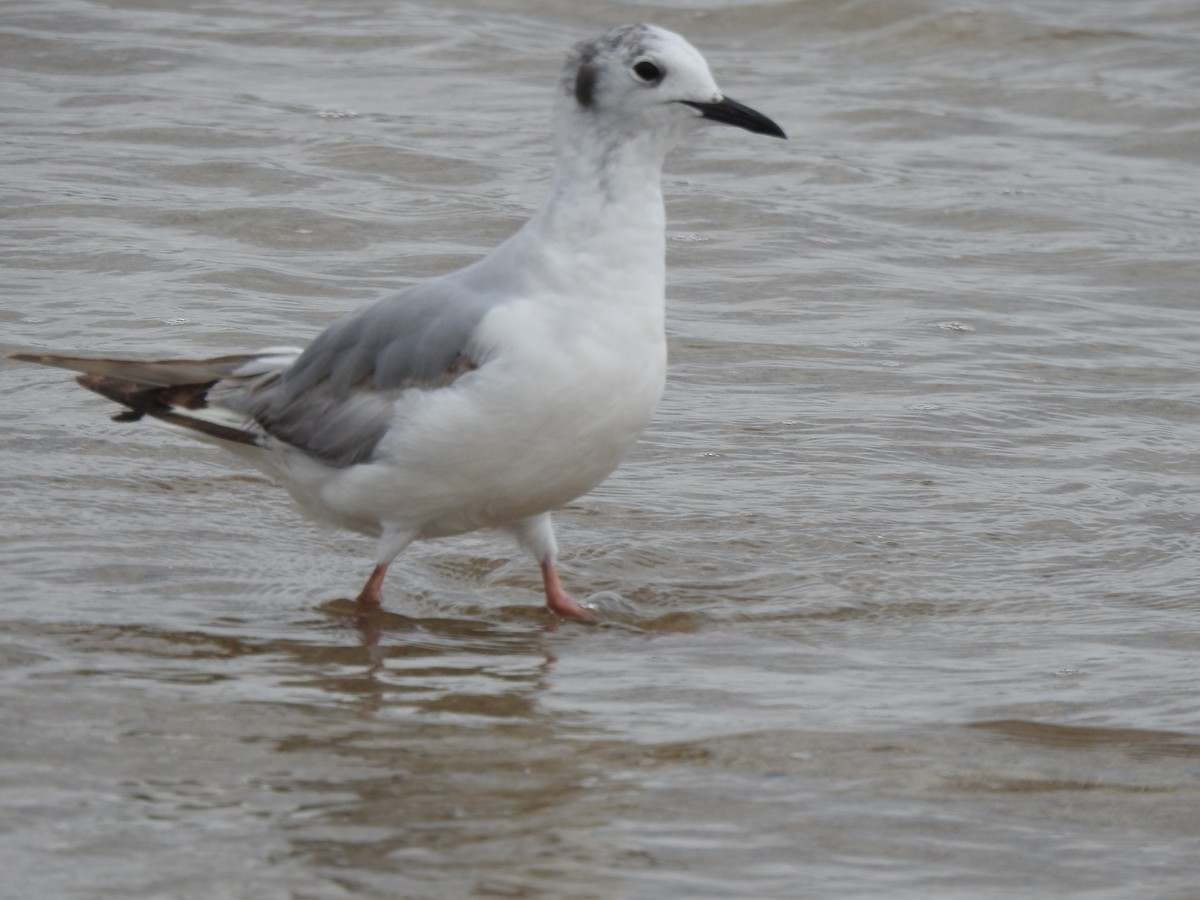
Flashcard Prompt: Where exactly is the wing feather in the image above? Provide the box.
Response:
[218,279,499,467]
[12,273,504,469]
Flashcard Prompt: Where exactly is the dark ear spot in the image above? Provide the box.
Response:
[574,63,597,108]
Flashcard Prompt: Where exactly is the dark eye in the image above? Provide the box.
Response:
[633,60,663,83]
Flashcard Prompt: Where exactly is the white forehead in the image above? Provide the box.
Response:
[634,24,711,69]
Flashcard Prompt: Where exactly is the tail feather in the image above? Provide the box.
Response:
[9,350,301,449]
[8,352,277,387]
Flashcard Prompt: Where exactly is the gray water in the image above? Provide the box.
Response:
[3,1,1199,897]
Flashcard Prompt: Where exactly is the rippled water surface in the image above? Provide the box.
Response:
[3,0,1199,897]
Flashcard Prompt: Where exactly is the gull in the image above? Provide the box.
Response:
[10,24,784,622]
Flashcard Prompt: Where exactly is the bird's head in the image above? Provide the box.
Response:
[558,24,785,150]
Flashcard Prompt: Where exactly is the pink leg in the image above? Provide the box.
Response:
[354,563,389,610]
[540,560,597,622]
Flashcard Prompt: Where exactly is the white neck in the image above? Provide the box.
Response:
[507,107,672,305]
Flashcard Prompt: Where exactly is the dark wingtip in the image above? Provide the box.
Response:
[73,373,261,447]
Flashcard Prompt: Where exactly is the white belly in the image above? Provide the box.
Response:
[306,300,667,538]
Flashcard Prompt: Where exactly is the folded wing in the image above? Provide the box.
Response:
[13,278,503,468]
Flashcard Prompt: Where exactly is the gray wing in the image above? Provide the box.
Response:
[218,278,502,468]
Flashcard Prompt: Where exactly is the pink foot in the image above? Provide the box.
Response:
[540,560,597,622]
[354,563,389,611]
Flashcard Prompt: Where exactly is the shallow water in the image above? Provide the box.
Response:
[3,0,1199,897]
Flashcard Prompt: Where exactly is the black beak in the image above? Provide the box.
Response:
[681,96,786,139]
